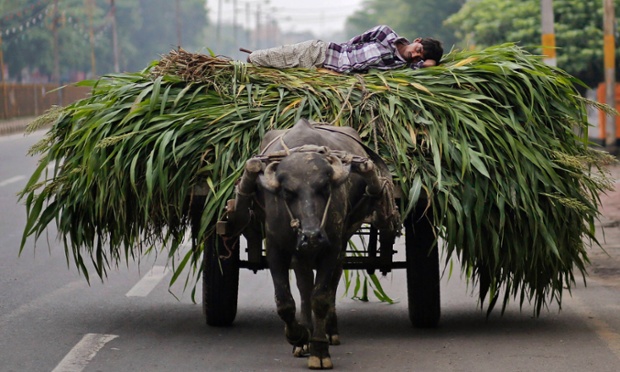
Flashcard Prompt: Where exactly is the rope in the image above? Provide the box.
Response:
[220,235,239,259]
[279,135,291,156]
[282,177,334,236]
[254,128,370,236]
[284,200,300,231]
[319,187,333,230]
[259,132,287,156]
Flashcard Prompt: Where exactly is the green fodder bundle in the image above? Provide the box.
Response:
[20,44,616,314]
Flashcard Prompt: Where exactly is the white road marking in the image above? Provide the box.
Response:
[0,175,25,188]
[51,333,118,372]
[125,265,169,297]
[0,164,56,189]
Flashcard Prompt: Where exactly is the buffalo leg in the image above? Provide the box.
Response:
[325,264,342,345]
[292,258,314,357]
[267,250,310,350]
[307,256,339,370]
[293,258,314,329]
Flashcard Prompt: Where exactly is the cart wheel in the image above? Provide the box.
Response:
[405,207,440,328]
[203,233,240,327]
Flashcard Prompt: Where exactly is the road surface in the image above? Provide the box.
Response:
[1,130,620,371]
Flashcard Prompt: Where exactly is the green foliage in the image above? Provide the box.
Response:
[0,0,208,81]
[125,0,209,71]
[344,238,395,303]
[445,0,539,47]
[19,45,616,314]
[345,0,466,52]
[445,0,613,88]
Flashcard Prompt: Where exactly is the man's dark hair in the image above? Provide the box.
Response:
[420,38,443,64]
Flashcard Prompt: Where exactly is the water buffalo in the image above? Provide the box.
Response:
[233,118,400,369]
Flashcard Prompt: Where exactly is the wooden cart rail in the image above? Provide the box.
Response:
[196,191,441,329]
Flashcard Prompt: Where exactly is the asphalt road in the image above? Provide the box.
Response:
[2,130,620,371]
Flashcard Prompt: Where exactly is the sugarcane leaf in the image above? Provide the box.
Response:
[17,44,617,317]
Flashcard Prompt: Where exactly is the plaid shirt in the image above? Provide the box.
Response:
[323,25,411,73]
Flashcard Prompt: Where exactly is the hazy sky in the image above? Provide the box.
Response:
[209,0,365,37]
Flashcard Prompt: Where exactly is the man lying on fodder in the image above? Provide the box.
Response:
[245,25,443,73]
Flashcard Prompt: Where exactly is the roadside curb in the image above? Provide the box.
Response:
[0,118,35,137]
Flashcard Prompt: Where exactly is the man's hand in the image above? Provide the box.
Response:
[422,59,437,67]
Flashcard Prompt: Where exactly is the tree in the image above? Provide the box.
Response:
[0,0,209,82]
[127,0,208,71]
[344,0,466,51]
[445,0,612,88]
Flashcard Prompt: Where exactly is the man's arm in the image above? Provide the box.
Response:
[347,25,399,45]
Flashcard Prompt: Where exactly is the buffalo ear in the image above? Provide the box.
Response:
[258,161,280,193]
[327,155,351,185]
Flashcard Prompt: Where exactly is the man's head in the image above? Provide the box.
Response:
[401,37,444,67]
[419,37,443,64]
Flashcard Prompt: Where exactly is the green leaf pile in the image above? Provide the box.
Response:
[20,44,616,314]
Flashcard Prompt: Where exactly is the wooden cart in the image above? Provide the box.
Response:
[191,191,441,329]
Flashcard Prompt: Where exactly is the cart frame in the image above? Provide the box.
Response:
[193,194,441,329]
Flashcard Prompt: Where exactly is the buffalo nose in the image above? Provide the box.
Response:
[303,230,319,242]
[299,229,326,249]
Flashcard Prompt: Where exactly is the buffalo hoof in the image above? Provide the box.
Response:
[293,344,309,357]
[309,339,332,369]
[285,325,310,347]
[328,334,340,345]
[308,355,333,370]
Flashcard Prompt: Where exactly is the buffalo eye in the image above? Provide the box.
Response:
[281,188,296,201]
[317,183,330,198]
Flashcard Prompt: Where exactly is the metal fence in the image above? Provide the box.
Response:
[0,83,90,120]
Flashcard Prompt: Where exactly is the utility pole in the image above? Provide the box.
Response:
[232,0,238,47]
[216,0,222,51]
[52,0,60,84]
[86,0,96,77]
[175,0,182,47]
[603,0,617,147]
[52,0,62,104]
[540,0,556,67]
[246,2,251,49]
[255,3,261,50]
[0,34,7,119]
[110,0,120,72]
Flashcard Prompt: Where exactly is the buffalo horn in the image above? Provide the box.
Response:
[328,155,351,185]
[259,161,280,192]
[354,160,383,197]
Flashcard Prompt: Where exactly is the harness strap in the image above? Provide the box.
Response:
[314,125,392,177]
[256,124,372,236]
[259,132,287,156]
[279,135,291,155]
